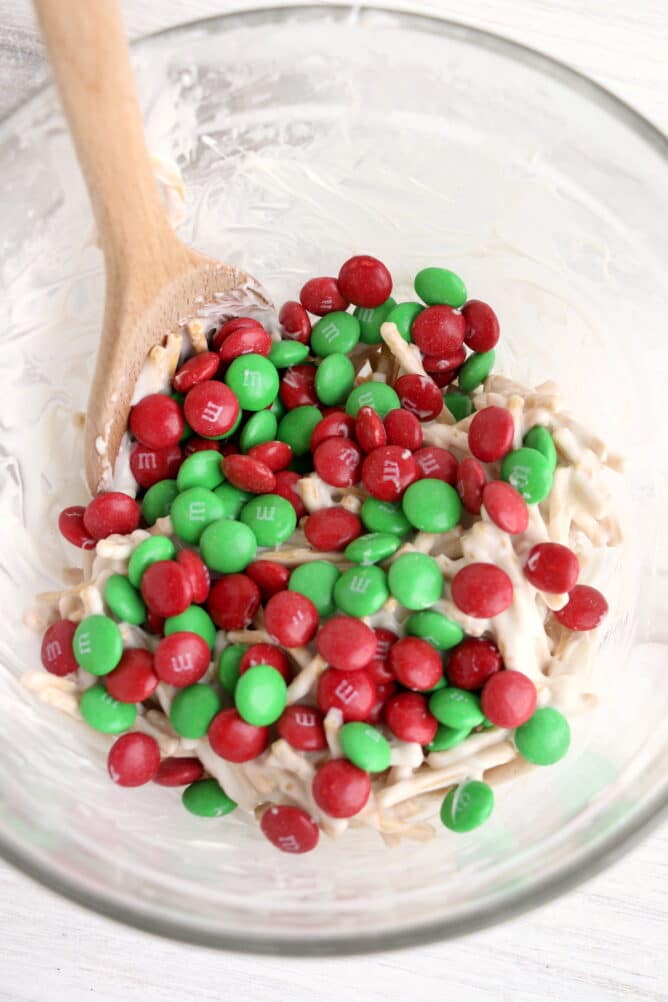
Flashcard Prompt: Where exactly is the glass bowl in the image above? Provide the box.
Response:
[0,5,667,955]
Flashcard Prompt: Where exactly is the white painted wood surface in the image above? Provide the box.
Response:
[0,3,666,1000]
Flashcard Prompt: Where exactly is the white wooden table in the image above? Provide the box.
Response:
[1,3,667,1000]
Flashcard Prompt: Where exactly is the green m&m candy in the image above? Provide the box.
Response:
[429,687,485,729]
[405,611,464,650]
[500,447,553,504]
[361,497,411,536]
[440,780,494,832]
[128,535,175,587]
[176,450,224,492]
[142,479,178,526]
[355,297,396,344]
[218,643,246,693]
[170,487,225,544]
[388,553,443,610]
[458,349,495,393]
[524,425,558,471]
[182,778,237,818]
[344,532,400,565]
[225,353,279,410]
[415,267,467,308]
[315,353,355,406]
[340,722,391,772]
[240,410,278,452]
[169,683,221,739]
[240,493,297,546]
[235,664,287,726]
[165,606,217,649]
[345,381,400,418]
[444,391,475,422]
[515,707,570,765]
[268,340,309,368]
[426,724,471,753]
[104,574,146,626]
[288,560,340,617]
[402,479,461,533]
[199,518,256,573]
[384,301,423,341]
[268,396,286,420]
[311,311,360,356]
[278,405,322,456]
[334,565,389,617]
[73,615,123,675]
[80,684,137,734]
[213,482,253,519]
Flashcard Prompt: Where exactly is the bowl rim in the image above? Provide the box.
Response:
[2,1,667,957]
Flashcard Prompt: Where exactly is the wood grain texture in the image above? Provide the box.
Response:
[0,2,667,1001]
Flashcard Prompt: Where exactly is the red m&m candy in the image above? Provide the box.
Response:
[316,616,376,671]
[312,759,371,818]
[394,374,442,422]
[482,481,529,535]
[264,591,319,647]
[207,574,260,630]
[279,301,312,343]
[481,670,537,728]
[446,638,502,691]
[300,277,348,316]
[107,733,161,787]
[130,444,182,489]
[451,563,514,618]
[468,406,515,463]
[260,805,320,853]
[176,549,210,604]
[173,351,220,392]
[58,506,97,549]
[208,708,269,762]
[130,393,184,449]
[105,648,158,703]
[414,446,458,484]
[40,620,78,676]
[361,445,418,502]
[524,543,580,593]
[462,300,500,353]
[311,411,356,450]
[184,381,240,438]
[457,457,487,514]
[304,507,362,551]
[277,704,327,751]
[154,757,205,787]
[140,560,192,618]
[384,692,438,745]
[245,560,291,601]
[388,637,443,691]
[222,454,276,494]
[337,255,392,308]
[84,493,140,540]
[313,437,362,488]
[317,667,376,721]
[154,632,210,687]
[356,406,387,453]
[554,585,608,631]
[384,408,422,451]
[240,643,291,683]
[411,305,465,358]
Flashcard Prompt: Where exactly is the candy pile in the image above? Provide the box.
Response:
[33,256,620,853]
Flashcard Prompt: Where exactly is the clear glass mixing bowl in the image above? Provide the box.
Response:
[0,5,667,955]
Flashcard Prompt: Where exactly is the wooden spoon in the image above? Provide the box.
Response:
[34,0,268,494]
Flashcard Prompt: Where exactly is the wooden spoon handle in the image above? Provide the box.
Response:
[33,0,175,271]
